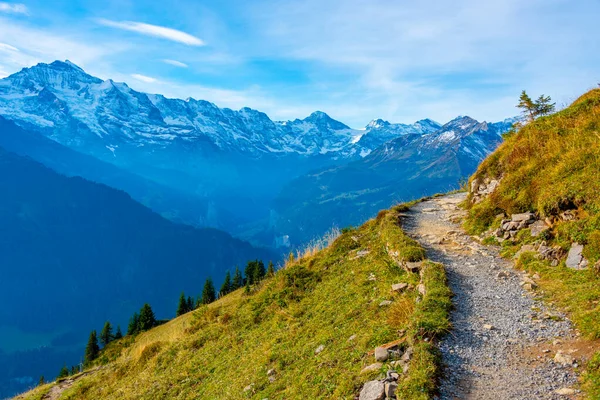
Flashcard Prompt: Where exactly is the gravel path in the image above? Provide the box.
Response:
[402,193,580,400]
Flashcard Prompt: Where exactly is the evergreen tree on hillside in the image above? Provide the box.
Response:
[57,364,69,379]
[176,292,188,317]
[517,90,536,121]
[267,261,275,277]
[220,270,232,296]
[244,279,251,295]
[99,321,113,347]
[187,296,195,312]
[535,94,556,116]
[70,365,78,375]
[245,261,256,285]
[254,260,266,283]
[114,326,123,340]
[127,312,140,335]
[201,278,216,304]
[138,303,156,331]
[232,266,243,290]
[84,330,100,366]
[38,376,45,386]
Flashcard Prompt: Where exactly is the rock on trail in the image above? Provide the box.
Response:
[402,193,580,400]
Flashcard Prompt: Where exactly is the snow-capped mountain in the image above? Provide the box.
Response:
[0,60,441,160]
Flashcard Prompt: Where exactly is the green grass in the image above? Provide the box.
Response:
[18,205,451,400]
[464,89,600,398]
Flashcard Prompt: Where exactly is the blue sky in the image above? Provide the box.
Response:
[0,0,598,127]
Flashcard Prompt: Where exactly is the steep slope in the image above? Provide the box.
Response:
[16,202,451,400]
[273,116,506,244]
[464,89,600,397]
[0,147,274,399]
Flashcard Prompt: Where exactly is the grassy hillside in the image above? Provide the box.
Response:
[17,204,451,400]
[464,88,600,397]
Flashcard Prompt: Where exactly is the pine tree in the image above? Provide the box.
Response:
[244,279,251,295]
[83,330,100,366]
[220,270,232,296]
[57,364,69,380]
[201,278,216,304]
[267,261,275,277]
[38,376,45,386]
[127,312,140,335]
[187,296,195,311]
[99,321,113,347]
[254,260,266,283]
[245,261,256,285]
[70,366,78,375]
[114,326,123,340]
[232,266,243,290]
[534,94,555,116]
[138,303,156,331]
[176,292,188,317]
[517,90,536,121]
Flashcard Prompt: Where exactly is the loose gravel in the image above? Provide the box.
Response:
[402,193,580,400]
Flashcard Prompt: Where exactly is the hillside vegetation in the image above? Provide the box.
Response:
[465,88,600,397]
[18,204,451,400]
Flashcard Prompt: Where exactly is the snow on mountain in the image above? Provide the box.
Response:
[0,60,480,160]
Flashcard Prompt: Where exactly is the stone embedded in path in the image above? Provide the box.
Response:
[359,380,385,400]
[374,347,389,362]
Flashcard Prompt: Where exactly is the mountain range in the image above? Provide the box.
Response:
[0,60,516,247]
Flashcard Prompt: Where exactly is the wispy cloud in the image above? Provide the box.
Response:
[97,19,205,46]
[162,59,188,68]
[131,73,158,83]
[0,2,28,15]
[0,42,18,52]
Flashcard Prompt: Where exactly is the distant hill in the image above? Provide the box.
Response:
[0,147,275,399]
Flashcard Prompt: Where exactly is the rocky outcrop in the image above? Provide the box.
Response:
[565,243,588,270]
[492,213,538,241]
[359,368,403,400]
[470,177,501,204]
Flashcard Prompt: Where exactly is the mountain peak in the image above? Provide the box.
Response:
[303,111,350,130]
[49,60,85,72]
[366,118,391,129]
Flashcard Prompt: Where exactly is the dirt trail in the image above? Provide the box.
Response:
[402,193,581,400]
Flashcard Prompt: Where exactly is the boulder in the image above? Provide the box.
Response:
[529,220,549,237]
[566,243,586,269]
[360,363,383,374]
[374,347,389,362]
[511,212,535,222]
[391,283,409,293]
[359,380,385,400]
[384,381,398,398]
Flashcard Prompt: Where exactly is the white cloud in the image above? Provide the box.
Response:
[131,73,158,83]
[0,2,27,15]
[97,19,205,46]
[0,42,18,52]
[162,59,188,68]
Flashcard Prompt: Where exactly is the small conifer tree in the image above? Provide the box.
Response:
[220,270,232,296]
[70,366,78,375]
[127,312,140,335]
[138,303,156,331]
[232,266,243,290]
[176,292,188,317]
[201,278,216,304]
[267,261,275,277]
[187,296,195,311]
[99,321,113,347]
[254,260,266,283]
[114,326,123,340]
[83,331,100,366]
[57,365,69,380]
[38,376,45,386]
[245,261,256,285]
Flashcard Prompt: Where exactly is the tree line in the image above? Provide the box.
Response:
[46,259,275,384]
